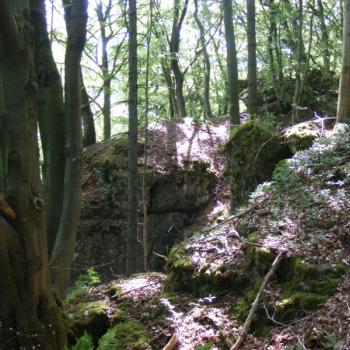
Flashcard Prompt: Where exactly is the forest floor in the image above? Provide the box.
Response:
[70,119,350,349]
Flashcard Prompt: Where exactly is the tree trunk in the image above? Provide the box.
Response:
[31,0,66,256]
[317,0,330,76]
[337,0,350,124]
[169,0,189,119]
[194,0,214,119]
[50,0,88,294]
[247,0,259,115]
[223,0,240,125]
[0,1,65,348]
[292,0,303,124]
[81,71,96,147]
[126,0,139,274]
[96,1,112,140]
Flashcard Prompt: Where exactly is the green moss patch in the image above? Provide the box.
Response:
[98,320,152,350]
[67,300,109,346]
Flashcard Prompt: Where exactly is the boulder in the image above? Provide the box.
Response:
[223,121,291,208]
[284,120,320,154]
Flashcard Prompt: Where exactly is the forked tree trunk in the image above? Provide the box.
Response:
[169,0,189,119]
[337,0,350,123]
[50,0,88,294]
[0,1,65,348]
[31,0,66,256]
[194,0,214,119]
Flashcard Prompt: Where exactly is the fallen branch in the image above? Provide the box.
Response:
[230,252,284,350]
[111,281,161,299]
[201,203,259,234]
[162,335,179,350]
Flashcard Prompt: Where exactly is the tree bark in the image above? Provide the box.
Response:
[292,0,304,124]
[96,0,113,140]
[169,0,189,119]
[247,0,259,115]
[81,70,96,147]
[31,0,66,256]
[223,0,240,125]
[50,0,88,294]
[194,0,214,119]
[126,0,139,274]
[0,1,66,348]
[337,0,350,124]
[317,0,330,76]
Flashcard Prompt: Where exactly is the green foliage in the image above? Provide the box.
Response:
[66,268,101,302]
[65,331,94,350]
[97,321,152,350]
[195,342,214,350]
[323,332,344,349]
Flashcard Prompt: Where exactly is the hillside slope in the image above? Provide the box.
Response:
[67,123,350,350]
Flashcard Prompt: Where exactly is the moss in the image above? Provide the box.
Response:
[245,234,275,275]
[98,320,152,350]
[165,244,195,292]
[289,260,346,295]
[284,121,320,154]
[233,279,269,336]
[275,293,326,322]
[223,121,291,207]
[108,284,122,297]
[67,300,109,346]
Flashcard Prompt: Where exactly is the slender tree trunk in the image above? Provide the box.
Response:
[169,0,189,119]
[223,0,240,125]
[212,35,229,115]
[194,0,214,119]
[337,0,350,123]
[317,0,330,76]
[126,0,139,274]
[96,1,112,140]
[31,0,66,255]
[50,0,88,294]
[247,0,259,115]
[0,1,65,348]
[143,0,153,272]
[81,71,96,147]
[292,0,303,124]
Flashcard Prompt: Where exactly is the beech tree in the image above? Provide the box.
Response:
[0,0,87,347]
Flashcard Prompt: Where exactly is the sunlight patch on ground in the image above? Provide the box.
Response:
[160,298,237,350]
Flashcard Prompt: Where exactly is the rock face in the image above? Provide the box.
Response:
[73,135,216,281]
[223,121,291,208]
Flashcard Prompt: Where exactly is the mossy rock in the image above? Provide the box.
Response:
[67,300,110,346]
[223,121,291,207]
[244,233,276,275]
[166,240,250,294]
[98,320,152,350]
[284,121,320,154]
[275,292,326,322]
[165,244,196,293]
[288,260,346,295]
